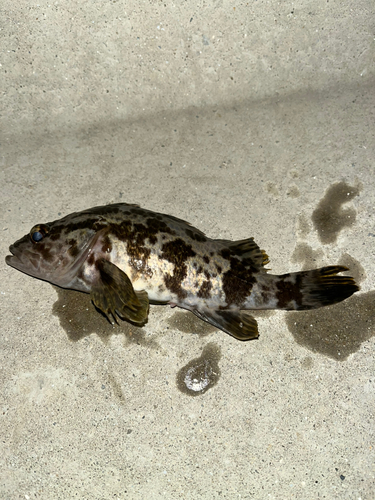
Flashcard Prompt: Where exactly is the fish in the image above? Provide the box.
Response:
[5,203,359,340]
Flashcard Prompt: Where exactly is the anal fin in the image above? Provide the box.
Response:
[91,259,149,325]
[192,308,259,341]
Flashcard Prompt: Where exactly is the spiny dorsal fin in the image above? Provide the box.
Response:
[217,238,270,268]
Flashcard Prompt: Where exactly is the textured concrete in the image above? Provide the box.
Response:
[1,0,375,499]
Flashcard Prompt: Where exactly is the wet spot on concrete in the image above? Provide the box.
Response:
[338,253,366,285]
[291,242,324,271]
[301,356,313,370]
[286,185,300,198]
[266,182,279,197]
[176,343,221,396]
[108,373,125,403]
[52,286,159,348]
[289,170,299,179]
[296,213,312,239]
[312,181,361,244]
[167,310,216,336]
[285,291,375,361]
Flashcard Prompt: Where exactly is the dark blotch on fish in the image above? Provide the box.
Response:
[161,238,197,300]
[222,256,256,306]
[185,228,207,243]
[275,273,303,309]
[197,279,212,299]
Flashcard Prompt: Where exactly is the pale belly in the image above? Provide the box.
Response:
[114,252,226,310]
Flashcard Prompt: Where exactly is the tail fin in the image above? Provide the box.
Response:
[276,266,359,310]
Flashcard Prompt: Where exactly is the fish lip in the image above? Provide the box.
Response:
[6,245,19,266]
[6,242,24,261]
[5,253,25,272]
[5,243,42,274]
[5,254,14,267]
[5,254,14,265]
[7,242,25,259]
[8,243,16,256]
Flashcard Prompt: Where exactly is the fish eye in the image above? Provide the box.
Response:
[32,231,44,242]
[30,225,49,243]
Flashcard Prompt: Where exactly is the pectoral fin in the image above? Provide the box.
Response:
[91,259,149,324]
[192,308,259,341]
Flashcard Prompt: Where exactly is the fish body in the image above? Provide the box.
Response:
[6,203,359,340]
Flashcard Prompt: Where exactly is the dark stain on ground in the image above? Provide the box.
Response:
[285,291,375,361]
[311,181,361,244]
[284,352,314,370]
[301,356,314,369]
[296,213,312,239]
[286,184,300,198]
[167,310,216,336]
[291,242,324,271]
[52,286,159,348]
[108,373,125,403]
[176,343,221,397]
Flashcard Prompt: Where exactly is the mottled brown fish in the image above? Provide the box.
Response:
[6,204,359,340]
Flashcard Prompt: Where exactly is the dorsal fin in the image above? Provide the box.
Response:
[217,238,270,268]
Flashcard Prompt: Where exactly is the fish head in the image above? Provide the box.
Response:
[6,213,106,289]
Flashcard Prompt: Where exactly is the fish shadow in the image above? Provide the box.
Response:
[52,286,159,348]
[285,291,375,361]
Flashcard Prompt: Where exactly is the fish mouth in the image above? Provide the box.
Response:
[5,253,15,266]
[6,228,109,288]
[6,243,43,277]
[6,244,23,267]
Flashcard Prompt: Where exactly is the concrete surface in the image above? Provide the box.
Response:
[1,0,374,499]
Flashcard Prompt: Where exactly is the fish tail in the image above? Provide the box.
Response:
[268,266,359,310]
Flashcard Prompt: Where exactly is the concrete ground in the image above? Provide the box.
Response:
[1,1,374,499]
